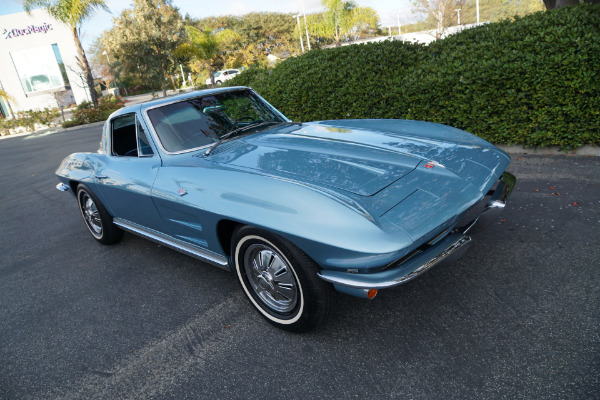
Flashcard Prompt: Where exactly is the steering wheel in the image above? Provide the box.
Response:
[232,115,256,129]
[123,148,138,157]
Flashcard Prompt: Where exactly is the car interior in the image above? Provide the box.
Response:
[112,114,138,157]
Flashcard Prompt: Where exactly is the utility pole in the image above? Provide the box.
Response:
[295,15,305,52]
[455,9,461,25]
[476,0,480,24]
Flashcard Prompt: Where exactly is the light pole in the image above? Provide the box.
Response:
[179,64,187,87]
[397,12,402,36]
[476,0,480,24]
[102,50,115,90]
[294,14,305,52]
[455,9,461,25]
[302,0,311,51]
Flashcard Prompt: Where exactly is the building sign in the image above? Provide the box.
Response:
[3,23,53,40]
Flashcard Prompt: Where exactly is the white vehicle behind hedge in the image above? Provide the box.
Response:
[206,69,241,86]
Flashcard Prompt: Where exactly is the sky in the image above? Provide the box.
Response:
[0,0,415,51]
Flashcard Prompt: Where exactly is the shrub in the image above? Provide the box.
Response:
[76,101,93,110]
[65,95,125,128]
[0,107,61,135]
[226,4,600,149]
[61,119,81,129]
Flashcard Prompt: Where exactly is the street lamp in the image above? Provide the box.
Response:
[455,9,461,25]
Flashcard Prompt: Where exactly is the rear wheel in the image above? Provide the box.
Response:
[232,226,334,333]
[77,184,123,245]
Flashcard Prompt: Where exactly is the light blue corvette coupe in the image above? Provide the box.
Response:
[56,87,515,332]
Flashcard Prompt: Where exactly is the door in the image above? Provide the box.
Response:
[94,113,167,233]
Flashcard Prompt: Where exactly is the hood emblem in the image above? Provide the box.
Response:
[424,161,445,169]
[178,188,188,196]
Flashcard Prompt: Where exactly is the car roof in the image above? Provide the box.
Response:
[110,86,250,118]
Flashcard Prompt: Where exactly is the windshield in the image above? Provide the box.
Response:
[214,71,222,77]
[146,89,286,153]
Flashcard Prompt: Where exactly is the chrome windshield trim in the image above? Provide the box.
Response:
[318,234,472,289]
[113,218,230,271]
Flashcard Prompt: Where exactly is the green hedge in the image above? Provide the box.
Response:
[227,4,600,149]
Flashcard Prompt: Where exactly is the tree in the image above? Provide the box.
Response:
[23,0,108,107]
[230,12,298,57]
[103,0,185,96]
[311,1,379,47]
[412,0,468,39]
[176,26,241,87]
[406,0,545,32]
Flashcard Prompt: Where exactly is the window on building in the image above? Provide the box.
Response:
[51,44,70,87]
[10,44,70,95]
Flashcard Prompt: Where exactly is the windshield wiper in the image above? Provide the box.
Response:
[204,121,295,156]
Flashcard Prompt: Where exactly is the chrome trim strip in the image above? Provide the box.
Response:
[56,183,70,192]
[318,234,472,289]
[113,218,230,271]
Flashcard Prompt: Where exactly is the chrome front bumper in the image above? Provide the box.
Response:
[462,171,516,234]
[318,233,472,290]
[318,172,516,292]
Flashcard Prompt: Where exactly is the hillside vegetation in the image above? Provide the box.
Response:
[227,4,600,149]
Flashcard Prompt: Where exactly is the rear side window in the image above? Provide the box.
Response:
[111,114,154,157]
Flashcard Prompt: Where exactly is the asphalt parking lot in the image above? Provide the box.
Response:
[1,125,598,399]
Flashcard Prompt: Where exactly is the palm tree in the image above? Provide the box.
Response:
[176,26,241,88]
[23,0,108,107]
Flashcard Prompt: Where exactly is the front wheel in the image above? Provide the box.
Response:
[232,227,334,333]
[77,184,123,245]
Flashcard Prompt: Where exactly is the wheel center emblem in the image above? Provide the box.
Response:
[258,271,274,290]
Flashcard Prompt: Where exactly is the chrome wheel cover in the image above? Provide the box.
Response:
[243,244,298,313]
[80,193,102,236]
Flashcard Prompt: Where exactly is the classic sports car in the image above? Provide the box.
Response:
[56,87,515,332]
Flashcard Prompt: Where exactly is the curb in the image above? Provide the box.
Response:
[0,120,105,140]
[497,144,599,157]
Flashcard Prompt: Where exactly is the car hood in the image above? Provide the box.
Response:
[208,119,510,196]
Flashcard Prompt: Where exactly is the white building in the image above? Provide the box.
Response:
[0,9,92,118]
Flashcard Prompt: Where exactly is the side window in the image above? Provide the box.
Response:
[111,114,137,157]
[137,120,154,156]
